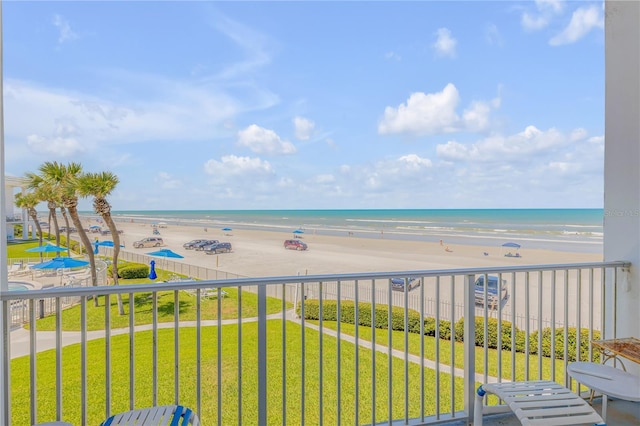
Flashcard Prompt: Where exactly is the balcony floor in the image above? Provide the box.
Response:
[443,397,639,425]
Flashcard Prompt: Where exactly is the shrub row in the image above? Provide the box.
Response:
[300,299,599,362]
[107,262,149,279]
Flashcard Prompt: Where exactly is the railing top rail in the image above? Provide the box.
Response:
[0,260,629,301]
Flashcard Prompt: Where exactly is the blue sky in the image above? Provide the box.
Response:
[4,1,605,211]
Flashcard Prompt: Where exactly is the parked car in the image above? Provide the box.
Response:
[183,239,208,249]
[474,275,508,308]
[132,237,164,248]
[204,242,232,254]
[284,239,308,250]
[391,277,420,292]
[193,240,219,251]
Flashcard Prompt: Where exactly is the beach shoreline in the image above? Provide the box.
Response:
[80,214,603,279]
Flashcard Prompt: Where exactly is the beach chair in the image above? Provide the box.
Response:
[474,380,606,425]
[100,405,199,425]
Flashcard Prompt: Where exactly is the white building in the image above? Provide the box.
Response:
[3,176,29,241]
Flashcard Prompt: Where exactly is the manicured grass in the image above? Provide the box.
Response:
[10,321,466,425]
[34,285,291,331]
[7,239,74,259]
[317,321,570,383]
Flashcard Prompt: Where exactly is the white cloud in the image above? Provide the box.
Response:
[203,155,273,177]
[156,172,183,189]
[53,14,79,44]
[293,116,315,141]
[313,174,335,184]
[378,84,497,136]
[521,0,565,31]
[237,124,296,154]
[549,5,604,46]
[211,15,273,80]
[384,51,401,61]
[437,125,571,161]
[432,28,457,58]
[26,134,85,157]
[398,154,432,170]
[485,24,504,47]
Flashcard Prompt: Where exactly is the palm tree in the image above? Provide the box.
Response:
[14,191,44,250]
[38,162,98,291]
[77,171,125,315]
[25,172,61,246]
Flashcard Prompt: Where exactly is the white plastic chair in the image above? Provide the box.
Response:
[100,405,199,426]
[474,380,606,425]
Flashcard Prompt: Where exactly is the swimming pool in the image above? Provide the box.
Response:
[7,281,41,291]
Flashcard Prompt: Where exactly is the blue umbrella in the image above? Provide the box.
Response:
[147,249,184,275]
[148,260,157,280]
[146,249,184,259]
[30,257,89,269]
[293,229,304,234]
[222,227,232,231]
[25,243,67,253]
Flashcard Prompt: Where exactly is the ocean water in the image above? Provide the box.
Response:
[103,209,604,254]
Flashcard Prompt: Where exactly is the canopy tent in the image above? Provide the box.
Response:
[501,242,522,257]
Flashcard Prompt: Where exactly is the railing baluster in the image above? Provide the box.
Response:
[280,284,285,426]
[128,291,135,410]
[336,280,341,426]
[152,291,158,406]
[300,282,306,426]
[537,270,543,379]
[550,271,556,382]
[371,278,376,426]
[81,295,88,425]
[216,287,222,424]
[238,285,244,426]
[196,289,201,421]
[436,276,440,420]
[354,279,360,426]
[29,298,36,425]
[105,293,112,418]
[318,280,324,425]
[174,289,180,404]
[55,297,62,420]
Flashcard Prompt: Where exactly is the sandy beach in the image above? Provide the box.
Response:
[102,219,602,279]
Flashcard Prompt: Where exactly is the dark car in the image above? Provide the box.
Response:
[391,277,420,292]
[193,240,219,251]
[474,275,508,308]
[183,239,208,249]
[284,239,308,250]
[204,242,233,254]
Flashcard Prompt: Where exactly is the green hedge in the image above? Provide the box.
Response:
[530,327,600,363]
[107,262,149,279]
[301,299,598,362]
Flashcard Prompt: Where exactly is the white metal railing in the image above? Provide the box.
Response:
[0,261,629,425]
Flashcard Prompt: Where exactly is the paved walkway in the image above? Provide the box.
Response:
[10,309,493,384]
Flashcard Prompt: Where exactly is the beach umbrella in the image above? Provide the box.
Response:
[89,225,101,229]
[147,249,184,273]
[146,249,184,259]
[25,243,67,253]
[222,227,232,231]
[30,257,89,270]
[293,229,304,238]
[148,260,157,280]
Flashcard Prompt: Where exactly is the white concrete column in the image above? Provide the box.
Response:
[604,1,640,346]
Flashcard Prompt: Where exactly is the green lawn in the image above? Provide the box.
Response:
[34,283,291,331]
[11,321,466,425]
[317,321,570,384]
